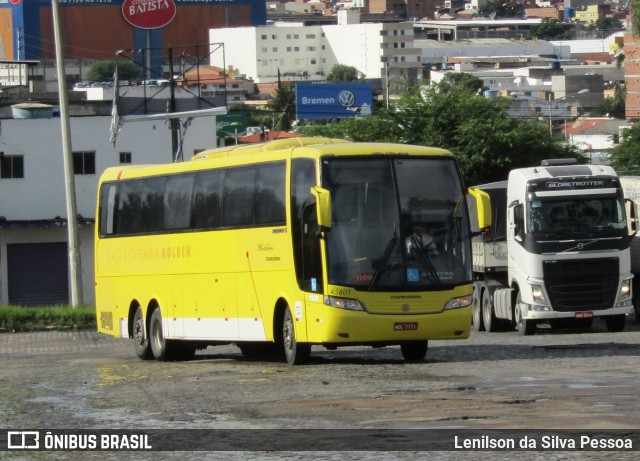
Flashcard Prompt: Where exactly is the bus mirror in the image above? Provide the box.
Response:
[311,186,332,229]
[468,187,492,231]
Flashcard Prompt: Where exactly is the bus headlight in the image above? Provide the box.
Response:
[531,284,547,304]
[445,295,472,310]
[325,296,365,311]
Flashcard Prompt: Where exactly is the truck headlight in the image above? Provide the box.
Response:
[445,294,472,310]
[324,296,365,311]
[619,278,632,299]
[531,284,547,304]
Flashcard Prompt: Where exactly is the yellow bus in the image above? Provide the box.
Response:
[95,137,490,365]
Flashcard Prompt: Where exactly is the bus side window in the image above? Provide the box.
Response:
[302,204,323,292]
[291,158,322,293]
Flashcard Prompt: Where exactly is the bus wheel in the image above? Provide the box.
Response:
[400,341,428,362]
[149,308,176,361]
[605,315,626,333]
[133,306,153,360]
[282,308,310,366]
[471,282,484,332]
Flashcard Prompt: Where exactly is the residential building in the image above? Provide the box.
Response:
[0,113,222,306]
[210,12,423,90]
[368,0,439,19]
[625,31,640,119]
[574,4,612,24]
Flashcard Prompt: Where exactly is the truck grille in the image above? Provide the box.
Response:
[543,258,618,312]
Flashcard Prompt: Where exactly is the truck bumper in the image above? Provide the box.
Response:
[519,303,634,321]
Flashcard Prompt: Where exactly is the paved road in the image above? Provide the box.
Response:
[1,319,640,460]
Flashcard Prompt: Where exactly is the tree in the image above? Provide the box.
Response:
[299,79,583,185]
[478,0,524,18]
[609,126,640,175]
[326,64,362,82]
[439,72,485,93]
[87,60,140,82]
[593,85,626,118]
[269,85,297,131]
[529,19,573,40]
[586,17,624,32]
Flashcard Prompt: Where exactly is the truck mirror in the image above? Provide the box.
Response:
[513,203,525,242]
[468,187,492,231]
[625,198,638,237]
[311,186,332,229]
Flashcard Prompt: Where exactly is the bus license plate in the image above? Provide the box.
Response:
[575,311,593,319]
[394,322,418,331]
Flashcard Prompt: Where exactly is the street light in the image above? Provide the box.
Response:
[548,89,589,137]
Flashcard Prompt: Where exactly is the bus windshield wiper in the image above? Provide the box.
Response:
[409,236,441,286]
[368,228,397,291]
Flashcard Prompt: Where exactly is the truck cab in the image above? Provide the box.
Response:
[471,160,635,335]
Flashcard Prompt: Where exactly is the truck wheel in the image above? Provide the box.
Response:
[515,292,535,336]
[471,282,484,332]
[604,315,626,333]
[482,287,499,332]
[282,308,311,366]
[400,341,428,362]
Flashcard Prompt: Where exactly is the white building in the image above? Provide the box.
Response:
[209,14,423,89]
[0,113,221,306]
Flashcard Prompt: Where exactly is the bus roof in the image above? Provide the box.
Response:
[99,137,453,182]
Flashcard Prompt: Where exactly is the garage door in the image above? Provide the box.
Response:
[7,242,69,306]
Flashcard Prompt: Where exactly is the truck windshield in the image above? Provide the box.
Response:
[528,196,627,237]
[323,156,472,291]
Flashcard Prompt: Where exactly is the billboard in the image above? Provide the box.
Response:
[296,83,372,120]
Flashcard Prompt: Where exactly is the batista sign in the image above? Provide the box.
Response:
[122,0,177,29]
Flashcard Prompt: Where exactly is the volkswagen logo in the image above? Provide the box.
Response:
[338,90,356,108]
[402,304,410,312]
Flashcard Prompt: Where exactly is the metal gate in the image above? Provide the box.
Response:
[7,242,69,306]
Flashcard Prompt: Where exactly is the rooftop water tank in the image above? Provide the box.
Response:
[11,103,54,119]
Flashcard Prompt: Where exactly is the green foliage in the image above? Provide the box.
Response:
[87,60,140,82]
[585,17,624,31]
[440,73,485,93]
[478,0,523,18]
[297,108,403,142]
[299,78,583,185]
[270,85,297,131]
[326,64,362,82]
[592,85,626,118]
[529,19,573,40]
[609,126,640,175]
[0,305,96,332]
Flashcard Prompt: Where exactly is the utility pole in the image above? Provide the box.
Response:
[168,46,180,161]
[51,0,83,307]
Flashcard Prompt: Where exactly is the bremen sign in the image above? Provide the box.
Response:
[122,0,177,30]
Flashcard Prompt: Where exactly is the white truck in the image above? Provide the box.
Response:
[469,159,636,335]
[619,176,640,321]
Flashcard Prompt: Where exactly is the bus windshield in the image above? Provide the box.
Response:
[323,156,471,291]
